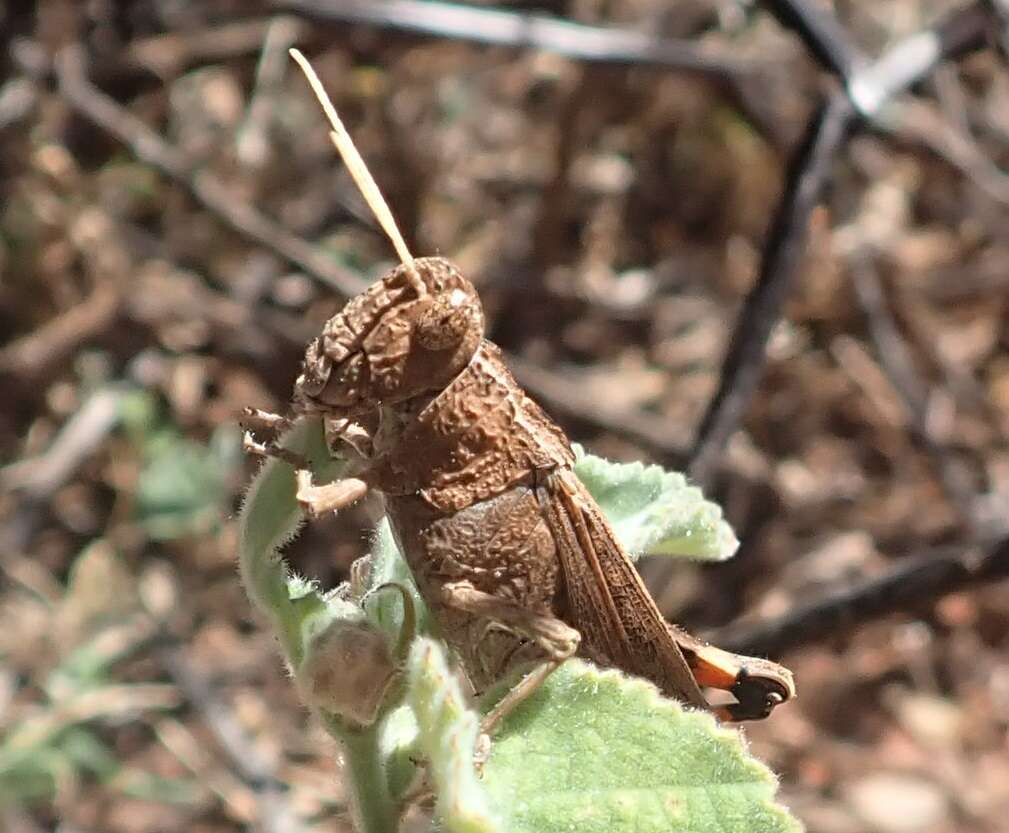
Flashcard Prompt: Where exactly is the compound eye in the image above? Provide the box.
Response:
[415,290,474,350]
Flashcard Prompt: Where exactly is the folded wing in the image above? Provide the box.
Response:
[537,468,708,709]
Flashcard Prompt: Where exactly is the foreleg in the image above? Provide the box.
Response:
[294,469,368,518]
[242,422,368,518]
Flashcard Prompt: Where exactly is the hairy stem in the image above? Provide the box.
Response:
[329,719,398,833]
[239,419,402,832]
[238,417,345,665]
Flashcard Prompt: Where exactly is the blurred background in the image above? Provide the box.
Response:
[2,1,1008,831]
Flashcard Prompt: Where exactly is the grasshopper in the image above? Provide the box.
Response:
[244,51,794,730]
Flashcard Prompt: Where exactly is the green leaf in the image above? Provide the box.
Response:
[0,727,133,806]
[59,728,119,780]
[362,518,432,644]
[482,660,801,833]
[379,701,423,798]
[238,416,347,667]
[379,703,421,800]
[407,638,501,833]
[0,747,66,804]
[135,428,238,540]
[573,446,738,560]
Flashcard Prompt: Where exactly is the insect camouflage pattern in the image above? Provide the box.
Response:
[247,256,794,725]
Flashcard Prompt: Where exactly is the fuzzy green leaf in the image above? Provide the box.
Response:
[362,518,432,645]
[482,660,800,833]
[573,446,738,560]
[136,424,240,540]
[379,703,422,801]
[407,638,501,833]
[238,417,347,667]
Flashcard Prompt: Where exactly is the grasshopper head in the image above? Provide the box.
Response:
[294,256,484,418]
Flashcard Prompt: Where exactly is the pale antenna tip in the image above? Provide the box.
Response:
[289,48,424,292]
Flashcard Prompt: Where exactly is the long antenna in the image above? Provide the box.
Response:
[289,48,423,292]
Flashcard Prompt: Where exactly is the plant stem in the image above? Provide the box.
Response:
[330,719,397,833]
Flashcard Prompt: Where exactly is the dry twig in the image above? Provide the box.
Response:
[0,281,120,376]
[712,536,1009,657]
[688,92,854,484]
[850,263,985,535]
[688,1,994,485]
[759,0,866,81]
[273,0,750,78]
[1,387,127,499]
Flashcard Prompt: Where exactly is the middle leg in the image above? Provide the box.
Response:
[439,581,580,734]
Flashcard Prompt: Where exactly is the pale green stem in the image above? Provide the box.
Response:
[238,417,344,666]
[239,420,399,832]
[328,719,398,833]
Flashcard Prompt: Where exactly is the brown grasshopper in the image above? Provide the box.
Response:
[245,256,793,726]
[244,51,794,730]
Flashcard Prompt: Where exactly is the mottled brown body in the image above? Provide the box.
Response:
[249,256,793,721]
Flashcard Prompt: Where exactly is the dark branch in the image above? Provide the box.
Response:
[274,0,791,148]
[711,536,1009,657]
[272,0,752,79]
[688,2,994,484]
[758,0,865,80]
[688,92,854,484]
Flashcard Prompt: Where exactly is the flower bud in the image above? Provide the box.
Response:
[298,619,398,727]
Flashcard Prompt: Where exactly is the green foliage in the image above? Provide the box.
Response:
[407,639,500,833]
[0,727,112,805]
[237,417,349,667]
[0,544,185,809]
[363,518,433,645]
[483,661,798,833]
[237,417,800,833]
[124,391,241,539]
[573,444,739,560]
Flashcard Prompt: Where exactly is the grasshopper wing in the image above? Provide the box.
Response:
[539,468,795,720]
[537,468,709,709]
